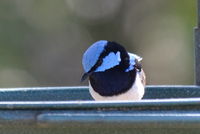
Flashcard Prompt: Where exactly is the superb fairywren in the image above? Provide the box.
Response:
[81,40,146,101]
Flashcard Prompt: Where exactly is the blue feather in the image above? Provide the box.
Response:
[82,40,107,72]
[95,51,121,72]
[125,53,142,72]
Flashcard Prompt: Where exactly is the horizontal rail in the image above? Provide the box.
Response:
[0,98,199,110]
[0,86,199,101]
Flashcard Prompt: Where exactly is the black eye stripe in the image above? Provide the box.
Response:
[87,49,106,74]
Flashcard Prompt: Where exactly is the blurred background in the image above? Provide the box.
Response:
[0,0,196,87]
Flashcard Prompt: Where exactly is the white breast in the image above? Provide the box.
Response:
[88,72,145,101]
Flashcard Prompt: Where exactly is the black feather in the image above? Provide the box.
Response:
[89,66,137,96]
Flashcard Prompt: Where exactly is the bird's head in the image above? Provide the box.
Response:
[81,40,142,81]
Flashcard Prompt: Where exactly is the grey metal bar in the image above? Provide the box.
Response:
[37,112,200,123]
[0,86,200,101]
[195,0,200,85]
[0,98,199,110]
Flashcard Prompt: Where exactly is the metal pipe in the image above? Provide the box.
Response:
[195,0,200,85]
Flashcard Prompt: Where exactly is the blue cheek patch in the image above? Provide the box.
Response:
[82,40,108,72]
[95,51,121,72]
[125,52,142,72]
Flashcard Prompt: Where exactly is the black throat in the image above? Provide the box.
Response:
[89,67,137,96]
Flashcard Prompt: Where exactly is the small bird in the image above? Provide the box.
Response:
[81,40,146,101]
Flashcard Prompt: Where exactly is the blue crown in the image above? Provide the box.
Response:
[82,40,107,73]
